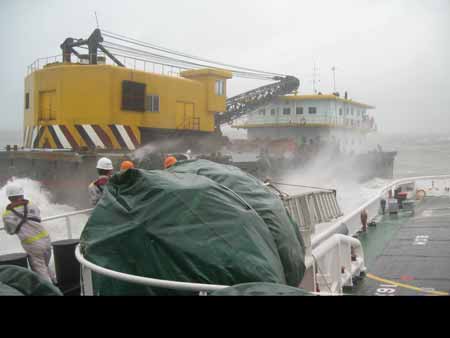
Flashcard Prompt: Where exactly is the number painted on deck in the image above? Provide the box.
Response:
[413,235,429,246]
[375,284,398,296]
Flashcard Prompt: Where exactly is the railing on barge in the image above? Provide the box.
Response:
[27,54,186,77]
[233,115,377,132]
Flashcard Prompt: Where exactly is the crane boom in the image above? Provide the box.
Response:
[217,76,300,126]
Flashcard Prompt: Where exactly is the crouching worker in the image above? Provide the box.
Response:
[88,157,114,206]
[2,183,55,283]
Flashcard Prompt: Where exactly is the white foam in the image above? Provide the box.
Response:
[278,146,393,214]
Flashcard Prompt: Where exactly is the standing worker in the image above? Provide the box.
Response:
[380,198,387,215]
[164,156,177,169]
[2,183,55,283]
[360,209,368,232]
[120,160,135,172]
[88,157,114,206]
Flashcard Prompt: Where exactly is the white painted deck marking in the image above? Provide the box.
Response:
[413,235,429,246]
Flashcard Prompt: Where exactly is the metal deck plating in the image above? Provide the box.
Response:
[352,196,450,296]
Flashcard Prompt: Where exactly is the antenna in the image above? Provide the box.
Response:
[331,66,337,92]
[312,62,319,94]
[94,12,100,29]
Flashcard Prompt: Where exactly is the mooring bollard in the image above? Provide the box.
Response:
[52,239,80,296]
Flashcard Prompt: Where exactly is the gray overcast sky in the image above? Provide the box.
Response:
[1,0,449,134]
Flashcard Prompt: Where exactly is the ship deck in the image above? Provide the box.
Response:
[350,196,450,296]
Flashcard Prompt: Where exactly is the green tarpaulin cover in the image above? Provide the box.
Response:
[0,265,62,296]
[80,169,287,295]
[168,159,305,286]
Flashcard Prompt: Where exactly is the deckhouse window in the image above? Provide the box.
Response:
[215,80,225,96]
[296,107,303,115]
[146,95,160,112]
[308,107,317,114]
[283,107,291,115]
[25,93,30,110]
[122,81,146,112]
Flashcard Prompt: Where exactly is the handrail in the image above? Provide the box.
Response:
[75,245,229,293]
[310,233,366,292]
[75,245,347,295]
[312,174,450,247]
[43,208,93,222]
[237,114,376,131]
[26,52,184,78]
[0,208,93,237]
[312,234,364,264]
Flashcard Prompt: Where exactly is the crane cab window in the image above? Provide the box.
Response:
[215,80,225,96]
[146,95,160,112]
[122,81,146,112]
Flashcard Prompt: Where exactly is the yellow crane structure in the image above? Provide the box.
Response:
[23,29,299,152]
[24,64,231,150]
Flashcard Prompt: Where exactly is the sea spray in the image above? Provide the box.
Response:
[131,138,192,162]
[277,144,392,214]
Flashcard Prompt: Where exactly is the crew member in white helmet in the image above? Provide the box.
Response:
[2,183,55,283]
[88,157,114,206]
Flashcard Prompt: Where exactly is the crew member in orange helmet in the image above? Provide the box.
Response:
[164,156,177,169]
[120,160,135,172]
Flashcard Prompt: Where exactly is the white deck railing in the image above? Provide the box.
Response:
[0,208,93,237]
[312,174,450,248]
[302,175,450,295]
[75,245,229,296]
[236,115,376,131]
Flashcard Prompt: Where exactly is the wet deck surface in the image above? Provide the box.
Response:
[351,196,450,296]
